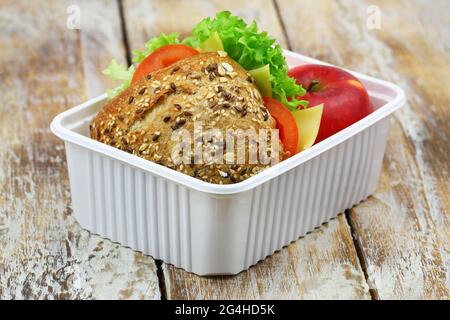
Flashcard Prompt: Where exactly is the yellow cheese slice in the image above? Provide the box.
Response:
[199,31,224,52]
[248,64,272,97]
[292,104,324,152]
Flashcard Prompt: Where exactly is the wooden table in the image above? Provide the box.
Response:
[0,0,448,300]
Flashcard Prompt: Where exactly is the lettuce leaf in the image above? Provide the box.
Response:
[132,32,181,64]
[102,33,180,98]
[103,12,307,109]
[102,59,135,98]
[183,11,307,109]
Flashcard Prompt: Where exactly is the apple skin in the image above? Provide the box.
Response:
[288,64,373,144]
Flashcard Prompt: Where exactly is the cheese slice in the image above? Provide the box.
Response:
[199,31,224,52]
[248,64,272,97]
[292,104,324,152]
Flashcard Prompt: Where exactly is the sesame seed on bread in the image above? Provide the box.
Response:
[91,52,284,184]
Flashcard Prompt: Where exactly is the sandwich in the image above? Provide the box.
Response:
[91,11,316,184]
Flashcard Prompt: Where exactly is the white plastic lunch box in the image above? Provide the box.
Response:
[51,50,405,275]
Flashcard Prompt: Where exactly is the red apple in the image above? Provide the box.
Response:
[288,64,373,143]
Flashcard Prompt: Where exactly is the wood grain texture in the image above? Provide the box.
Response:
[276,0,449,299]
[3,0,448,300]
[121,0,370,300]
[164,215,369,299]
[0,0,160,299]
[122,0,288,48]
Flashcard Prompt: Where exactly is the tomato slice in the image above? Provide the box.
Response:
[131,44,199,84]
[263,96,299,158]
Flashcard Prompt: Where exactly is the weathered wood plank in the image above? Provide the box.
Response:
[164,215,369,299]
[277,0,449,299]
[0,0,160,299]
[121,0,370,299]
[122,0,288,48]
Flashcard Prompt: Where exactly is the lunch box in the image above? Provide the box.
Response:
[51,50,405,275]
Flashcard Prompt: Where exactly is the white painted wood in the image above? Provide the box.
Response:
[121,0,371,298]
[0,0,160,300]
[277,0,450,299]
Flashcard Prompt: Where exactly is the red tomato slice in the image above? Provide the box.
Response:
[263,96,299,158]
[131,44,199,84]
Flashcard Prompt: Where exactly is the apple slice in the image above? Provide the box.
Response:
[292,104,324,152]
[248,64,272,97]
[199,31,224,52]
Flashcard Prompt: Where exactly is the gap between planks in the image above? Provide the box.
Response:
[272,0,292,51]
[116,0,372,299]
[0,0,161,300]
[115,0,167,299]
[345,210,379,300]
[275,0,449,299]
[271,0,375,299]
[156,259,168,300]
[118,0,132,66]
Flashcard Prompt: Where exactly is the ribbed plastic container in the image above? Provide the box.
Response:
[51,50,405,275]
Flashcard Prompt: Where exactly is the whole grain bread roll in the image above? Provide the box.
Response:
[91,52,284,184]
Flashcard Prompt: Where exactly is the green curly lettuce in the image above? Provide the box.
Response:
[102,59,135,98]
[103,12,307,109]
[132,32,181,64]
[183,11,307,109]
[102,33,180,98]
